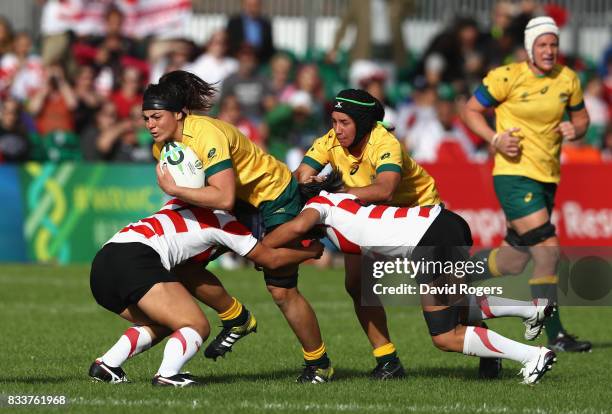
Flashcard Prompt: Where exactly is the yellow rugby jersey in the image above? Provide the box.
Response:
[302,123,440,207]
[153,115,291,207]
[475,62,585,183]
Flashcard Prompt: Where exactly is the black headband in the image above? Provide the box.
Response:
[142,98,183,112]
[333,97,376,115]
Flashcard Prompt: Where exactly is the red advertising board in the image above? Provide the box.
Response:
[423,163,612,247]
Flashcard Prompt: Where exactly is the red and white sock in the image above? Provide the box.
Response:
[472,295,535,320]
[462,326,540,364]
[157,327,202,377]
[101,326,153,367]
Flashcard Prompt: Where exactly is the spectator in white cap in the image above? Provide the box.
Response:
[462,15,592,356]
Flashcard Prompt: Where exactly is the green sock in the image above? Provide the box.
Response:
[375,351,398,365]
[305,353,330,368]
[530,284,564,341]
[222,306,248,328]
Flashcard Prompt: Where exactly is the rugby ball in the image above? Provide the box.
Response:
[159,141,205,188]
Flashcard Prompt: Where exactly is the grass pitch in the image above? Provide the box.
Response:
[0,264,610,414]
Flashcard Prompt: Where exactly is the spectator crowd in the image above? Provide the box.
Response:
[1,0,611,165]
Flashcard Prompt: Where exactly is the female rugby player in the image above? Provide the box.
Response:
[294,88,440,379]
[462,16,591,352]
[89,199,322,387]
[142,70,333,383]
[263,172,556,385]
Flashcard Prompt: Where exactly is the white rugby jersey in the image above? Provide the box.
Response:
[106,199,258,270]
[303,191,442,257]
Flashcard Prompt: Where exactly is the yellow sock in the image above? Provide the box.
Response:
[218,297,243,321]
[303,343,326,361]
[528,275,559,285]
[488,248,502,277]
[372,343,396,358]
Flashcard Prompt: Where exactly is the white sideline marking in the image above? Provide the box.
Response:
[238,402,611,414]
[69,398,607,414]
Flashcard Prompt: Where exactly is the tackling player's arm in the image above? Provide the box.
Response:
[246,240,324,270]
[262,209,321,248]
[156,164,236,211]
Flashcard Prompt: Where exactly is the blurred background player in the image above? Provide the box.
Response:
[462,16,592,352]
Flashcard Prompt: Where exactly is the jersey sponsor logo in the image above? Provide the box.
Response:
[309,146,315,152]
[194,159,203,169]
[380,152,391,160]
[540,86,549,95]
[208,148,217,159]
[524,192,533,203]
[559,92,569,103]
[349,164,359,175]
[520,91,529,102]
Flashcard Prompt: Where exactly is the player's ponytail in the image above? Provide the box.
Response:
[299,169,345,202]
[143,70,216,114]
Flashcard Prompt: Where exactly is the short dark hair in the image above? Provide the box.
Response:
[298,169,344,203]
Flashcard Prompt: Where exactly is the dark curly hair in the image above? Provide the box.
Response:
[298,169,345,204]
[143,70,217,113]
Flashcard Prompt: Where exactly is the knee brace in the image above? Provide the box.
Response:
[504,228,529,252]
[520,222,556,246]
[423,307,460,336]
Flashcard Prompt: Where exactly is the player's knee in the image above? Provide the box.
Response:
[423,307,460,351]
[266,285,296,307]
[183,314,210,340]
[430,332,454,352]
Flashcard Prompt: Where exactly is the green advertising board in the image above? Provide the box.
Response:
[20,163,165,264]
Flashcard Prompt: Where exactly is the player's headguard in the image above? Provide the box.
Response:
[332,89,385,149]
[524,16,559,63]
